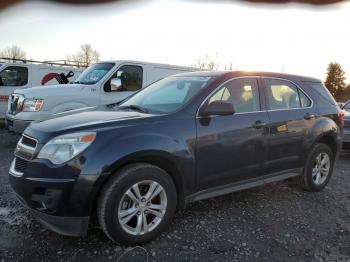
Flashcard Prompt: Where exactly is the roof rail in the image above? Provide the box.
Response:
[0,57,88,68]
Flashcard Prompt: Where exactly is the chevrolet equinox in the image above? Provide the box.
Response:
[9,71,344,245]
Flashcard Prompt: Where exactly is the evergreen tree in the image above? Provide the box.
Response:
[324,62,347,100]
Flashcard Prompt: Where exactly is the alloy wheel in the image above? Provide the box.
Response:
[312,152,330,185]
[118,180,167,235]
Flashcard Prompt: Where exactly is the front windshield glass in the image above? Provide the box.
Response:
[74,62,115,85]
[119,76,211,114]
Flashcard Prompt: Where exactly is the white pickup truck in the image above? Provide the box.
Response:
[5,60,197,133]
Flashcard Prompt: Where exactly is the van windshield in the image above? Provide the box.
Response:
[74,63,115,85]
[119,76,211,114]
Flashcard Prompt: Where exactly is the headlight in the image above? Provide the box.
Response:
[22,98,44,112]
[37,132,96,164]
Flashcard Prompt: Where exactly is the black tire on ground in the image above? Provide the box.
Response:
[296,143,334,191]
[97,163,177,246]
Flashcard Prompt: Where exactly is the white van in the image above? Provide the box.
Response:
[0,61,83,119]
[6,60,197,133]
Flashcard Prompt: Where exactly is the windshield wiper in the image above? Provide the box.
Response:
[118,105,149,113]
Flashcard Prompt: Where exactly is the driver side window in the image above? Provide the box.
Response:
[0,66,28,87]
[111,65,143,92]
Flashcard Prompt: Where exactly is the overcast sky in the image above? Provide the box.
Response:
[0,0,350,80]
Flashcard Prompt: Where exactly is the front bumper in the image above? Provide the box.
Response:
[5,111,51,134]
[9,156,96,237]
[5,114,32,134]
[14,191,89,236]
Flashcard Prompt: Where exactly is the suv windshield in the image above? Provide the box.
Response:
[74,62,115,85]
[119,76,211,114]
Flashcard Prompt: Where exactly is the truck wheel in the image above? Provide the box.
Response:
[297,143,334,191]
[97,163,177,246]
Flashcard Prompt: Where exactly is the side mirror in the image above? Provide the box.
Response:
[110,78,123,91]
[200,101,235,117]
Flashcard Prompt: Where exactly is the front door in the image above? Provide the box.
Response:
[196,77,269,190]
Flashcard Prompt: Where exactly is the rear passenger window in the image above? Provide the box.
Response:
[264,79,310,110]
[209,78,260,113]
[0,66,28,86]
[114,65,143,91]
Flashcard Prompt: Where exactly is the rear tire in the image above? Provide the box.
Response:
[297,143,334,191]
[97,163,177,246]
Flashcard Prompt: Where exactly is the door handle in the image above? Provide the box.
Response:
[304,113,315,120]
[252,120,266,129]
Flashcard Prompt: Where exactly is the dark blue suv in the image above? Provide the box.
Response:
[9,71,344,245]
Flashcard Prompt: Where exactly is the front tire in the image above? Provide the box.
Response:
[297,143,334,191]
[97,163,177,246]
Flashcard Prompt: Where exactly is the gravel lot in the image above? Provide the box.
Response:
[0,126,349,262]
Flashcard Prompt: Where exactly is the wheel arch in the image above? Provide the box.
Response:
[316,134,338,158]
[90,150,187,217]
[306,116,342,160]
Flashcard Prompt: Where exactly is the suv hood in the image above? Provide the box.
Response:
[25,109,156,142]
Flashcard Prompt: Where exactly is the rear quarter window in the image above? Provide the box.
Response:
[304,81,337,106]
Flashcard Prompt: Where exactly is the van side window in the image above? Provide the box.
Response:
[208,78,260,113]
[0,66,28,86]
[264,79,310,110]
[114,65,143,91]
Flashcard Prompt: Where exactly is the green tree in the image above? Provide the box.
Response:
[324,62,347,100]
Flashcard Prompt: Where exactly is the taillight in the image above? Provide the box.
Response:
[338,109,345,128]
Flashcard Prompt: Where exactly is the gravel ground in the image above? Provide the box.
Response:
[0,127,349,262]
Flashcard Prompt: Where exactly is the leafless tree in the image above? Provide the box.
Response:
[224,62,233,71]
[67,44,100,67]
[0,45,26,62]
[192,54,219,70]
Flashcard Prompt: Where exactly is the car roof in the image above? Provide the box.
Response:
[174,70,321,82]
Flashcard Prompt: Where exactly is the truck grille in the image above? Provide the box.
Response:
[14,157,28,173]
[21,135,37,148]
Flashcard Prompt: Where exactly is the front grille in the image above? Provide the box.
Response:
[344,120,350,128]
[14,157,28,173]
[8,94,24,114]
[21,135,37,148]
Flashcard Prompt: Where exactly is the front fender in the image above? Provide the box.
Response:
[82,123,196,213]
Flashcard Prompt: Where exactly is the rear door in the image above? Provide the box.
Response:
[263,78,316,174]
[196,77,269,190]
[0,65,29,118]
